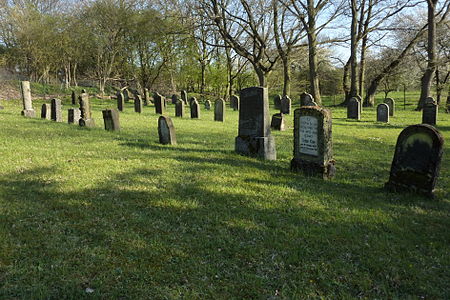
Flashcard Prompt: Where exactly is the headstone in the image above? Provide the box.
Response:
[158,116,177,145]
[235,87,276,160]
[189,97,197,106]
[181,90,188,104]
[117,91,124,111]
[422,97,438,126]
[20,81,35,117]
[445,95,450,113]
[355,95,363,112]
[384,98,395,116]
[71,91,77,105]
[41,104,51,120]
[300,92,314,106]
[123,89,130,102]
[154,93,165,114]
[280,95,291,114]
[291,106,335,179]
[274,94,282,109]
[347,97,361,120]
[68,108,81,124]
[102,109,120,131]
[230,95,240,111]
[81,89,87,93]
[385,124,444,198]
[175,100,184,117]
[214,99,225,122]
[143,88,150,106]
[79,92,95,127]
[172,94,179,105]
[270,113,285,131]
[377,103,389,123]
[51,98,62,122]
[205,100,212,110]
[190,98,200,119]
[134,94,143,113]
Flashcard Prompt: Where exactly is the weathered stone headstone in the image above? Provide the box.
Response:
[214,99,225,122]
[71,90,77,105]
[422,97,438,126]
[188,97,197,106]
[181,90,188,104]
[154,93,165,114]
[235,87,276,160]
[300,92,314,106]
[134,95,143,113]
[175,100,184,117]
[384,98,395,116]
[20,81,35,117]
[274,94,282,110]
[143,88,150,106]
[41,104,51,120]
[347,97,361,120]
[158,116,177,145]
[51,98,62,122]
[190,98,200,119]
[204,100,212,110]
[172,94,179,105]
[377,103,389,123]
[270,113,285,131]
[79,92,95,127]
[385,124,444,198]
[291,106,335,179]
[117,91,124,112]
[281,95,291,114]
[68,108,81,124]
[123,89,130,102]
[102,109,120,131]
[230,95,240,111]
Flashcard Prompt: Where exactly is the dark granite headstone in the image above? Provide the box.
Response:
[117,91,124,111]
[154,93,165,114]
[347,97,361,120]
[214,99,225,122]
[68,108,81,124]
[270,113,285,131]
[422,97,438,126]
[385,124,444,198]
[134,95,143,113]
[230,95,240,111]
[172,94,179,105]
[51,98,62,122]
[205,100,212,111]
[377,103,389,123]
[281,95,291,114]
[181,90,188,104]
[300,92,314,106]
[175,100,184,117]
[41,104,51,120]
[102,109,120,131]
[79,92,95,127]
[235,87,276,160]
[20,81,35,117]
[384,98,395,116]
[158,116,176,145]
[190,98,200,119]
[291,106,335,179]
[274,94,282,109]
[71,90,77,105]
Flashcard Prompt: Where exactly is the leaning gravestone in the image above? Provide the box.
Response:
[117,91,124,112]
[230,95,240,111]
[20,81,35,117]
[71,90,77,105]
[68,108,81,124]
[291,106,335,179]
[181,90,188,104]
[158,116,177,145]
[270,113,285,131]
[134,95,143,113]
[300,92,314,107]
[205,100,212,111]
[347,97,361,120]
[175,100,184,117]
[190,98,200,119]
[274,94,282,110]
[51,98,62,122]
[385,124,444,198]
[154,93,165,114]
[422,97,438,126]
[41,104,51,120]
[79,92,95,127]
[235,87,276,160]
[377,103,389,123]
[281,95,291,114]
[102,109,120,131]
[384,98,395,116]
[172,94,179,105]
[214,99,225,122]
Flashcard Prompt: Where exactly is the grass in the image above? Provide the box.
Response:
[0,93,449,299]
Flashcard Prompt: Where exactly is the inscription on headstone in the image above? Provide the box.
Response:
[299,116,318,156]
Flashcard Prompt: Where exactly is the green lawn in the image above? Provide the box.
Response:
[0,94,449,299]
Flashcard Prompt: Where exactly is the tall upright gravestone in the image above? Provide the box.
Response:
[230,95,240,111]
[20,81,35,117]
[117,91,124,112]
[158,116,177,145]
[214,99,225,122]
[79,92,95,127]
[291,106,335,179]
[347,97,361,120]
[377,103,389,123]
[154,93,165,114]
[134,95,143,113]
[385,124,444,198]
[71,91,77,105]
[190,98,200,119]
[422,97,438,126]
[181,90,188,104]
[102,109,120,131]
[281,95,291,114]
[384,98,395,116]
[274,94,282,110]
[41,104,51,120]
[51,98,62,122]
[175,100,184,117]
[68,108,81,124]
[235,87,276,160]
[172,94,179,105]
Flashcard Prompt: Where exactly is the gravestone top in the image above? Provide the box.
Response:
[300,92,314,106]
[205,100,212,110]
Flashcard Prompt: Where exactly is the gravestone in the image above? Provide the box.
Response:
[20,81,35,117]
[270,113,285,131]
[377,103,389,123]
[158,116,177,145]
[172,94,179,105]
[143,88,150,106]
[79,92,95,127]
[214,99,225,122]
[384,98,395,116]
[274,94,282,110]
[281,95,291,114]
[51,98,62,122]
[71,91,77,105]
[181,90,188,104]
[117,91,124,111]
[347,97,361,120]
[41,104,51,120]
[68,108,81,124]
[189,97,197,106]
[385,124,444,198]
[355,95,363,112]
[291,106,335,179]
[300,92,314,106]
[175,100,184,117]
[123,89,130,102]
[81,89,87,93]
[154,93,165,114]
[190,98,200,119]
[230,95,240,111]
[235,87,276,160]
[422,97,438,126]
[134,95,143,113]
[446,95,450,113]
[205,100,212,110]
[102,109,120,131]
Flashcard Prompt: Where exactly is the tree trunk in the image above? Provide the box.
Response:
[282,55,291,97]
[349,0,359,98]
[307,30,321,104]
[254,65,267,87]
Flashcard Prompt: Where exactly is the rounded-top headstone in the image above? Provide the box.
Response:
[377,103,389,123]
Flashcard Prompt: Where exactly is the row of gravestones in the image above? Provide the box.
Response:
[19,82,445,198]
